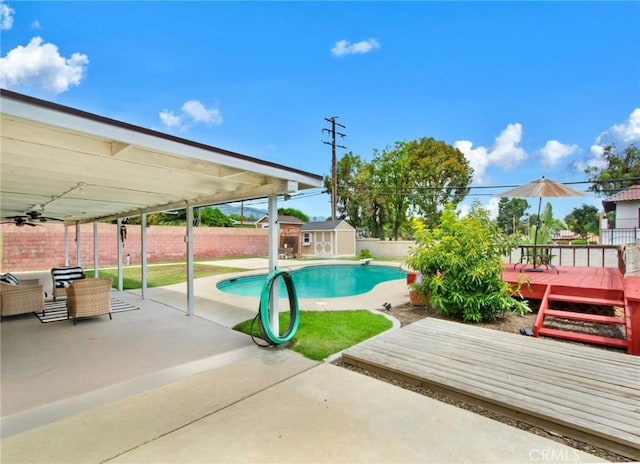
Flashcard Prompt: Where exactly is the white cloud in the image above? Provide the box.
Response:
[539,140,578,169]
[159,100,223,130]
[456,197,499,219]
[575,108,640,173]
[597,108,640,145]
[454,140,489,184]
[455,123,528,185]
[159,110,181,128]
[0,36,89,94]
[331,38,380,57]
[1,1,14,30]
[484,197,500,220]
[182,100,222,125]
[489,123,527,168]
[32,20,40,29]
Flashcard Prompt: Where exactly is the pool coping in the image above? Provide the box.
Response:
[133,258,411,329]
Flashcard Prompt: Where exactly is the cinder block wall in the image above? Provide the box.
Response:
[1,223,268,272]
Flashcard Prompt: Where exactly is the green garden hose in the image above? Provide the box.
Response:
[254,268,300,345]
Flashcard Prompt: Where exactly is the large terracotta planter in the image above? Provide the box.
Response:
[409,288,429,306]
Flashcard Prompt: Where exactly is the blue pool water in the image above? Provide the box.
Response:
[217,264,407,298]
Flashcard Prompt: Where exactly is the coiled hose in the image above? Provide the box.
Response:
[250,269,300,346]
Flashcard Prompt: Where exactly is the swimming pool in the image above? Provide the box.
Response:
[216,264,406,299]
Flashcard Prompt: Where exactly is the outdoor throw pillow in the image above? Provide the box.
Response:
[0,273,19,285]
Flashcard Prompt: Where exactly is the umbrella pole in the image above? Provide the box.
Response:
[534,197,542,245]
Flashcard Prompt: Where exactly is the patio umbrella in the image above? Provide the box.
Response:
[498,176,586,245]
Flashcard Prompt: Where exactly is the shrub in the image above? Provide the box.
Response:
[358,248,373,259]
[405,202,530,322]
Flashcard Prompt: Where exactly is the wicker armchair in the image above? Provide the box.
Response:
[66,278,113,325]
[0,279,45,317]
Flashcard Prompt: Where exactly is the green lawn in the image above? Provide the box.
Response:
[234,310,393,361]
[86,263,247,290]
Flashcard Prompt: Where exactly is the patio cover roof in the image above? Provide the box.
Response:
[1,89,323,225]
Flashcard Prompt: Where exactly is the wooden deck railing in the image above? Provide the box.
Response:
[506,245,624,273]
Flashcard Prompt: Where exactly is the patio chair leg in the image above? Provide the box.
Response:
[109,313,112,320]
[73,317,77,326]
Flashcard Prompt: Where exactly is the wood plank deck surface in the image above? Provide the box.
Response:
[502,264,625,300]
[342,318,640,460]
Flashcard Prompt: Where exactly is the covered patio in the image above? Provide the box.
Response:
[0,90,324,436]
[0,88,323,313]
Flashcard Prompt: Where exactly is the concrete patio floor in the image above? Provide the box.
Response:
[1,258,604,463]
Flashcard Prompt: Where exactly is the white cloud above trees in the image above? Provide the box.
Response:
[454,123,528,184]
[539,140,578,169]
[575,108,640,173]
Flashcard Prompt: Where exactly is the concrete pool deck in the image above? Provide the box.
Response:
[2,258,604,462]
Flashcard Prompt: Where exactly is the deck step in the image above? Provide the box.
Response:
[537,327,628,348]
[548,293,624,307]
[545,309,626,325]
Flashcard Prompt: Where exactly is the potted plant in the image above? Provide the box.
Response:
[407,272,430,306]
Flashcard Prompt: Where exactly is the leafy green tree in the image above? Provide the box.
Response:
[496,197,530,235]
[151,210,186,225]
[404,137,473,229]
[586,144,640,196]
[329,137,472,238]
[373,143,412,240]
[360,161,388,239]
[323,152,367,228]
[199,207,233,227]
[405,202,529,322]
[565,204,600,240]
[278,207,309,223]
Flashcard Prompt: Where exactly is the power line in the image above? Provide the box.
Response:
[322,116,347,220]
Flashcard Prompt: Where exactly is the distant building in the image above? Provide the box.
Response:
[256,215,305,258]
[300,220,356,258]
[601,185,640,245]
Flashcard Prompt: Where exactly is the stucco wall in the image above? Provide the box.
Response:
[356,238,414,259]
[1,223,268,272]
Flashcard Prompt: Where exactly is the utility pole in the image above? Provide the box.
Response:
[322,116,346,220]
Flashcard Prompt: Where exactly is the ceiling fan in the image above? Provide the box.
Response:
[1,216,42,227]
[1,211,63,227]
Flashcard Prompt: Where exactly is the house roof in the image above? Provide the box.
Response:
[256,215,304,225]
[601,185,640,213]
[1,89,323,225]
[301,220,352,231]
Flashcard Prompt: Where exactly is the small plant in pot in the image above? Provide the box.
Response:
[407,273,430,306]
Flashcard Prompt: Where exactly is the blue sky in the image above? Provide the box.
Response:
[1,1,639,221]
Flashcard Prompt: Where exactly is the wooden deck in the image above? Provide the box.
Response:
[502,264,625,301]
[342,318,640,460]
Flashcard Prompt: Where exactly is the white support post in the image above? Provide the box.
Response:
[75,223,81,267]
[141,214,148,300]
[93,222,99,277]
[117,218,123,291]
[186,206,194,316]
[268,194,279,335]
[64,226,69,266]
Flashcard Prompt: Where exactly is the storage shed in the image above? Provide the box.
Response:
[300,220,356,258]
